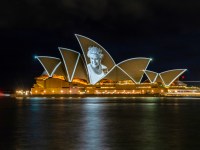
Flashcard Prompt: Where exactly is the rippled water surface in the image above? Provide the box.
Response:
[1,97,200,150]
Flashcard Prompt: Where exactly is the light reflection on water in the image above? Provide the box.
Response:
[1,97,200,149]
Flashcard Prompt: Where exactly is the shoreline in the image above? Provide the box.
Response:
[13,93,200,98]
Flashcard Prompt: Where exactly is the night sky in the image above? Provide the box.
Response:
[1,0,200,91]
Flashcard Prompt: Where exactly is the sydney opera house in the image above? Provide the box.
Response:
[24,34,200,96]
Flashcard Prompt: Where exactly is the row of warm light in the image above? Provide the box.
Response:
[19,88,167,95]
[165,93,200,96]
[33,90,72,94]
[32,90,86,94]
[95,89,164,94]
[19,89,200,95]
[31,89,166,94]
[16,90,31,95]
[168,89,200,93]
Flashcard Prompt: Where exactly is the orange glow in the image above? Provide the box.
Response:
[72,78,87,85]
[52,75,65,80]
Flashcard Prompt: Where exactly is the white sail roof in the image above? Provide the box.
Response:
[102,65,133,82]
[75,34,116,84]
[117,58,151,84]
[36,56,61,77]
[144,70,158,83]
[159,69,187,86]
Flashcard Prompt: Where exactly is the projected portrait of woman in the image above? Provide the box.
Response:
[87,46,108,84]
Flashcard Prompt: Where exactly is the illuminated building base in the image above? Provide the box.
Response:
[16,77,200,97]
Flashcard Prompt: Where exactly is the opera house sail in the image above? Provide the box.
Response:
[15,34,200,96]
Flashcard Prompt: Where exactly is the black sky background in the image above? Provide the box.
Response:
[1,0,200,91]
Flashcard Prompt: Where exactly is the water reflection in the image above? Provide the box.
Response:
[78,104,107,149]
[1,97,200,149]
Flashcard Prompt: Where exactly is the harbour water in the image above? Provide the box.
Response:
[1,97,200,150]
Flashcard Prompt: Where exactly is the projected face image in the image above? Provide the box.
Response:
[87,46,108,84]
[89,53,101,68]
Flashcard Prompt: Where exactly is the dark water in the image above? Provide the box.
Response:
[1,97,200,150]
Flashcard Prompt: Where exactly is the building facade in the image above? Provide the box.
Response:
[23,34,199,96]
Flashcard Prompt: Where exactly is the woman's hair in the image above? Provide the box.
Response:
[87,46,103,59]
